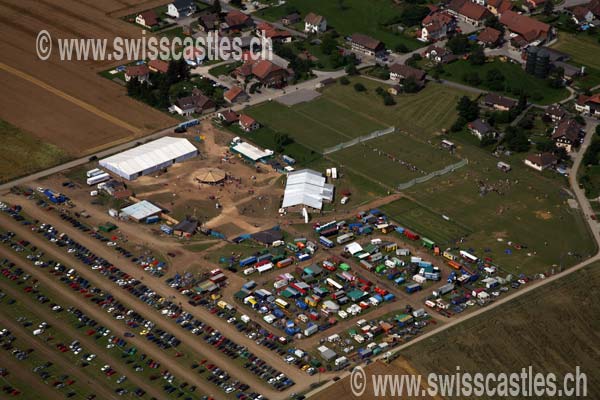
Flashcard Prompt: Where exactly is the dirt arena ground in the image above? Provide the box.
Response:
[0,0,175,156]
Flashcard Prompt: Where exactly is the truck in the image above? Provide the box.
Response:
[86,173,110,186]
[319,236,335,248]
[432,283,455,298]
[86,168,103,178]
[276,258,293,268]
[405,283,422,294]
[422,237,435,249]
[403,229,420,241]
[304,324,318,337]
[239,256,257,267]
[282,155,296,165]
[336,233,354,245]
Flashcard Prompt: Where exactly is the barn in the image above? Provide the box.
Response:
[99,137,198,180]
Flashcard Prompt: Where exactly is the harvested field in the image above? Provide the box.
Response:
[0,0,175,158]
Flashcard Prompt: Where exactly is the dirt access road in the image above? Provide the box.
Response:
[0,271,168,400]
[0,0,175,155]
[0,211,307,399]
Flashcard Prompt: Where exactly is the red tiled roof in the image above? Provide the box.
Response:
[572,6,591,20]
[251,60,283,80]
[148,59,169,73]
[126,65,149,76]
[389,63,426,81]
[224,86,244,102]
[239,114,257,128]
[500,10,550,42]
[422,11,454,26]
[478,27,502,44]
[526,152,557,166]
[458,1,492,21]
[578,94,600,105]
[351,33,383,51]
[225,10,251,27]
[139,10,158,26]
[220,110,239,123]
[304,12,325,25]
[552,119,581,142]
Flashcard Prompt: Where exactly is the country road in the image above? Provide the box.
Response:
[305,118,600,398]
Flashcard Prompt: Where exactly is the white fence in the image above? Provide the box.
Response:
[322,126,396,155]
[397,159,469,190]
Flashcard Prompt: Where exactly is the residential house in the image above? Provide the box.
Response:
[389,64,426,89]
[224,86,249,104]
[575,94,600,117]
[545,104,567,122]
[477,26,502,47]
[483,93,517,111]
[304,12,327,34]
[124,65,150,82]
[217,110,240,125]
[172,90,216,116]
[173,218,198,238]
[571,5,594,25]
[486,0,512,16]
[420,11,456,42]
[234,59,291,88]
[588,0,600,17]
[350,33,386,57]
[524,153,557,171]
[422,45,457,64]
[256,22,293,45]
[447,0,492,26]
[222,10,254,32]
[552,118,582,152]
[167,0,196,19]
[500,10,552,47]
[148,59,169,74]
[198,13,220,32]
[239,114,260,132]
[468,119,495,140]
[282,13,301,26]
[136,10,159,29]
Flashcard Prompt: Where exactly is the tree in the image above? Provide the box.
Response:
[451,116,467,132]
[446,34,471,55]
[403,76,420,93]
[399,5,430,27]
[340,76,350,85]
[274,132,293,152]
[502,126,530,152]
[485,68,505,91]
[596,125,600,136]
[406,53,422,67]
[463,72,481,86]
[395,43,409,53]
[484,16,504,34]
[469,46,486,66]
[345,63,358,76]
[321,34,338,55]
[354,83,366,92]
[543,0,554,16]
[209,0,222,14]
[230,0,242,7]
[383,93,396,106]
[536,138,556,152]
[457,96,479,121]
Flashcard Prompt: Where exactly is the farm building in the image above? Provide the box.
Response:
[282,169,334,211]
[120,200,162,222]
[99,137,198,180]
[231,140,274,162]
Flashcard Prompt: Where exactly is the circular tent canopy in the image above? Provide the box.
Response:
[196,168,226,184]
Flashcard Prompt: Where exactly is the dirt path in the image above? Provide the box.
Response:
[0,311,121,400]
[0,271,166,400]
[0,351,63,399]
[0,246,228,399]
[0,212,300,398]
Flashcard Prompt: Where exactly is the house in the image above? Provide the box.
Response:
[571,6,594,25]
[552,118,582,152]
[554,61,584,82]
[500,10,552,46]
[477,26,502,47]
[136,10,159,29]
[224,86,249,104]
[223,10,253,31]
[486,0,512,15]
[422,45,457,64]
[447,0,492,26]
[239,114,260,132]
[468,119,495,140]
[256,22,293,45]
[525,153,557,171]
[350,33,386,57]
[124,65,150,82]
[167,0,196,19]
[545,104,567,122]
[148,59,169,74]
[389,64,426,88]
[304,12,327,33]
[420,11,456,42]
[483,93,517,111]
[526,0,546,9]
[172,91,216,116]
[217,110,240,125]
[173,218,199,238]
[234,59,291,87]
[388,84,403,95]
[282,13,301,26]
[198,13,220,32]
[575,94,600,117]
[588,0,600,17]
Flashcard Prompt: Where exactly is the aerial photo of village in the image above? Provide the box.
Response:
[0,0,599,398]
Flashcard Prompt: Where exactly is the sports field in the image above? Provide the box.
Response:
[328,133,461,188]
[382,198,472,244]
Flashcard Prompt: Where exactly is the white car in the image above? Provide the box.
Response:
[101,364,110,372]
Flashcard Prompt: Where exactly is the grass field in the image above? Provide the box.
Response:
[440,59,570,105]
[255,0,422,51]
[382,197,472,244]
[328,133,462,188]
[551,32,600,71]
[399,262,600,397]
[402,134,596,275]
[0,119,70,183]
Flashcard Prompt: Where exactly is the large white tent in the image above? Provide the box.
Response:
[99,137,198,180]
[282,169,334,210]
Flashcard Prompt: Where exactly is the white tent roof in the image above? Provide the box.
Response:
[120,200,162,220]
[345,242,363,255]
[100,137,197,177]
[282,169,334,210]
[232,141,273,161]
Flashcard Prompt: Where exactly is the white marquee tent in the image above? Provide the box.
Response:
[99,137,198,180]
[282,169,334,210]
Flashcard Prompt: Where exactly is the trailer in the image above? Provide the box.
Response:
[336,233,354,245]
[86,168,103,178]
[459,250,478,263]
[256,263,273,274]
[86,173,110,186]
[422,238,435,249]
[405,283,422,294]
[276,258,293,268]
[433,283,455,298]
[403,229,420,241]
[447,260,462,270]
[326,278,343,290]
[319,236,335,248]
[239,256,257,267]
